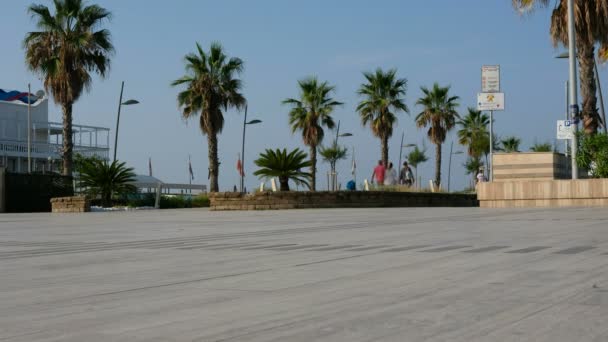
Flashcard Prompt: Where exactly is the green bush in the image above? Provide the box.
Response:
[191,194,210,208]
[577,133,608,178]
[125,193,210,209]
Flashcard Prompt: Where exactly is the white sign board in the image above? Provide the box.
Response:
[557,120,575,140]
[482,65,500,92]
[477,93,505,111]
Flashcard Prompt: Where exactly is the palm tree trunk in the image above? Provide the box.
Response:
[207,132,219,192]
[578,43,599,134]
[381,135,389,167]
[279,176,290,191]
[102,191,112,208]
[309,145,317,191]
[61,103,74,176]
[435,143,442,188]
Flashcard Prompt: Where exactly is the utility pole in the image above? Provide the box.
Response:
[113,81,124,162]
[448,141,453,192]
[567,0,579,179]
[27,83,32,173]
[398,131,405,172]
[489,110,494,181]
[240,106,248,193]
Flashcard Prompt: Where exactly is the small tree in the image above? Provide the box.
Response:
[406,146,428,185]
[501,136,521,152]
[254,148,312,191]
[577,133,608,178]
[76,157,136,207]
[319,142,348,190]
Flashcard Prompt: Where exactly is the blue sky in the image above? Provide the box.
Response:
[2,0,606,191]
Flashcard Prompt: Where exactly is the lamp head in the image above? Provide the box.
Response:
[555,51,575,59]
[122,99,139,106]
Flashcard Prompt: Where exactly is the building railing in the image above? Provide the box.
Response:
[0,139,109,160]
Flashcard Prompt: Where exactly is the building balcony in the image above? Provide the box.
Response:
[0,121,110,172]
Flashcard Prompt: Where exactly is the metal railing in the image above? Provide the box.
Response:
[0,139,109,160]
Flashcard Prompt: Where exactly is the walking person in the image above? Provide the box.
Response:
[400,161,414,187]
[371,160,386,187]
[384,162,397,186]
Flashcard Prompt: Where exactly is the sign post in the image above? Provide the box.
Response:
[482,65,500,93]
[478,65,503,182]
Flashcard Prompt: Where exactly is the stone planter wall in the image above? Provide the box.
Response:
[477,179,608,208]
[209,191,478,211]
[492,152,572,182]
[51,196,90,213]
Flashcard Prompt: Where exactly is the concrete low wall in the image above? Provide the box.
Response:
[477,179,608,208]
[51,196,91,213]
[492,152,572,182]
[209,191,478,211]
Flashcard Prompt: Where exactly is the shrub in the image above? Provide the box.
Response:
[577,133,608,178]
[125,193,210,209]
[191,194,210,207]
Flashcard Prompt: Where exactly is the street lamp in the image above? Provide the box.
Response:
[447,140,464,193]
[240,105,262,193]
[329,120,353,191]
[334,121,353,145]
[556,51,607,135]
[113,81,139,162]
[566,0,579,179]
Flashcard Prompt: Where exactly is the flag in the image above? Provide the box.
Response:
[148,157,152,177]
[236,153,244,176]
[188,156,194,181]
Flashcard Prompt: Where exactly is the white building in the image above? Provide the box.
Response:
[0,87,109,173]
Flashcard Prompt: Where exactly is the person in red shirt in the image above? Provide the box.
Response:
[371,160,386,185]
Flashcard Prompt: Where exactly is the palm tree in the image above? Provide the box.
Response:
[416,83,460,188]
[172,42,246,192]
[76,157,136,207]
[501,136,522,152]
[357,68,409,166]
[24,0,114,176]
[457,108,490,158]
[253,148,312,191]
[319,142,348,182]
[513,0,608,134]
[284,78,342,191]
[530,142,553,152]
[406,145,428,185]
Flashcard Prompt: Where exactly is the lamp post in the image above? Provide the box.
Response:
[334,120,353,145]
[398,131,416,170]
[330,120,352,191]
[447,141,464,193]
[27,83,32,174]
[113,81,139,162]
[567,0,579,179]
[240,105,262,193]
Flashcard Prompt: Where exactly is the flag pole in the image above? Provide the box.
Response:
[352,145,356,185]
